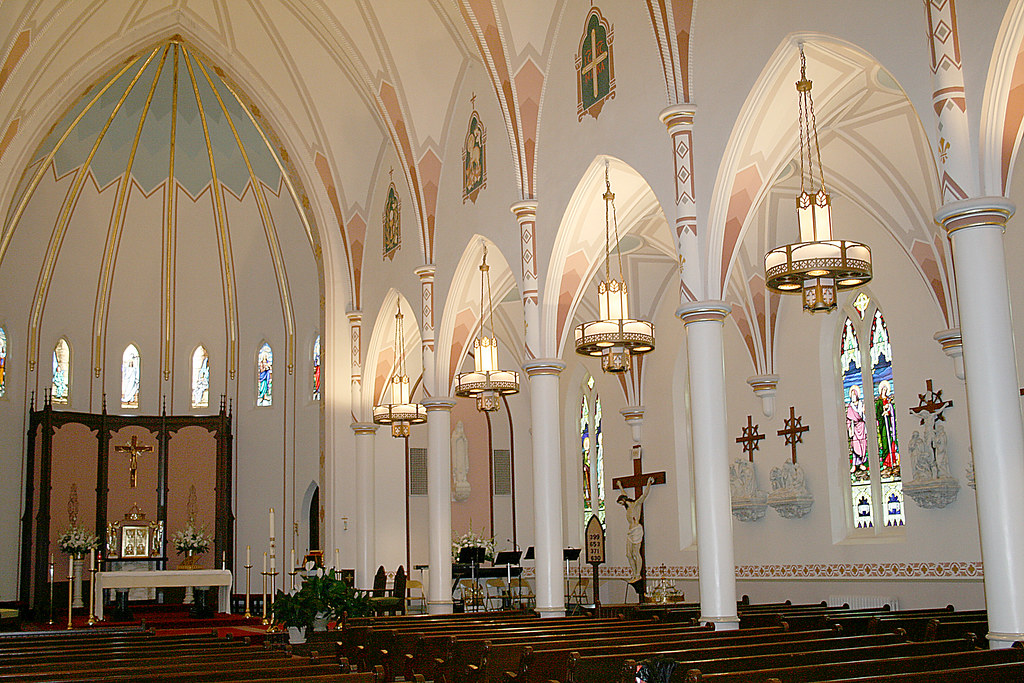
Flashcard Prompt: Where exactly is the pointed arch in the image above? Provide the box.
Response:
[362,289,423,419]
[980,0,1024,195]
[712,36,953,378]
[435,236,520,395]
[544,155,675,360]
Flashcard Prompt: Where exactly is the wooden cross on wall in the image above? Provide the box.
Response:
[114,435,153,489]
[736,415,766,462]
[611,446,666,598]
[777,406,809,464]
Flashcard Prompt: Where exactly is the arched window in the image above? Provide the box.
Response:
[840,293,905,530]
[191,346,210,409]
[0,327,7,398]
[52,338,70,404]
[312,335,321,401]
[257,343,273,406]
[580,374,605,528]
[121,344,140,408]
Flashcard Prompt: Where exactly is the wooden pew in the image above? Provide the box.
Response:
[795,660,1024,682]
[821,606,954,636]
[562,632,907,683]
[926,616,988,642]
[681,646,1024,682]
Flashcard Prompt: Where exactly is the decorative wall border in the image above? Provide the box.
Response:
[559,562,983,580]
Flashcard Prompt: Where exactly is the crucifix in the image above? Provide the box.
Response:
[611,445,666,600]
[910,379,953,425]
[736,415,766,462]
[582,28,608,99]
[777,406,810,464]
[114,435,153,489]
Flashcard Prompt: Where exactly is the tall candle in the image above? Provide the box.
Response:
[269,508,275,539]
[290,548,295,571]
[335,548,340,569]
[68,554,73,579]
[246,545,251,567]
[270,552,276,572]
[49,554,54,580]
[89,549,95,572]
[263,552,267,575]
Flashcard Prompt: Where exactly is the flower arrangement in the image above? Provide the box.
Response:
[57,524,98,556]
[451,526,495,563]
[172,521,211,555]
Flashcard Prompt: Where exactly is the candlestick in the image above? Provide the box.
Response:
[261,552,268,625]
[290,548,295,572]
[221,550,226,570]
[247,544,251,567]
[66,559,73,630]
[335,548,339,570]
[243,561,252,619]
[87,563,97,626]
[48,556,54,625]
[269,507,274,540]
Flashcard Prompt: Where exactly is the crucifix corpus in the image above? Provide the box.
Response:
[114,435,154,489]
[611,445,666,601]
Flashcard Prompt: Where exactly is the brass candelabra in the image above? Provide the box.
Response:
[243,563,252,618]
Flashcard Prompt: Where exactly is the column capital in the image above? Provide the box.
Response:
[414,264,436,280]
[346,307,362,318]
[935,196,1015,234]
[422,397,457,411]
[510,200,539,220]
[677,300,731,325]
[619,405,645,422]
[351,422,378,435]
[659,103,697,131]
[747,374,779,396]
[523,359,566,377]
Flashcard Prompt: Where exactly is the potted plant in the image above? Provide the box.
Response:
[301,568,371,628]
[271,587,318,643]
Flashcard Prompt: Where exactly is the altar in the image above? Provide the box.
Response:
[93,569,232,621]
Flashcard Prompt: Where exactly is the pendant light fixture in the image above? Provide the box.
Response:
[454,243,520,411]
[574,161,655,372]
[372,301,426,437]
[764,45,871,313]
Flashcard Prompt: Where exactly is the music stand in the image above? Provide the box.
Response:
[524,546,535,561]
[494,550,522,610]
[458,546,487,611]
[563,548,582,610]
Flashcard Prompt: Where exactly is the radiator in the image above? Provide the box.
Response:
[827,594,899,610]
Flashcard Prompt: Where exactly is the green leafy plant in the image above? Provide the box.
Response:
[271,587,318,631]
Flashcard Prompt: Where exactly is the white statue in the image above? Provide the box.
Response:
[451,421,471,501]
[767,460,813,519]
[615,477,654,585]
[729,458,767,522]
[910,430,932,481]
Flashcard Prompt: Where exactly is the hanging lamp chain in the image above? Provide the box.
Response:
[603,160,624,284]
[480,243,494,342]
[797,45,828,198]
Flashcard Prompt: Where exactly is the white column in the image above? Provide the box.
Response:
[423,398,456,614]
[351,422,377,591]
[677,301,738,630]
[415,266,437,397]
[936,197,1024,648]
[511,201,541,359]
[523,359,566,617]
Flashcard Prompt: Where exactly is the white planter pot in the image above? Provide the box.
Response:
[287,626,307,644]
[313,613,329,632]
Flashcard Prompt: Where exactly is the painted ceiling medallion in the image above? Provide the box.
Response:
[576,7,615,121]
[463,99,486,203]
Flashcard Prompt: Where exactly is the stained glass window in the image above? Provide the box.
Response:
[191,346,209,409]
[580,376,605,530]
[870,310,904,527]
[839,301,904,531]
[312,335,321,401]
[257,343,273,406]
[121,344,140,408]
[0,327,6,398]
[52,338,70,404]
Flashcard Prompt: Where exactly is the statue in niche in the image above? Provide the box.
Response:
[729,459,767,522]
[451,420,471,501]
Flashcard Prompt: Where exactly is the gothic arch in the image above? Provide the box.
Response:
[361,289,422,421]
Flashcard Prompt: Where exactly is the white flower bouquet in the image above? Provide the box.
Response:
[172,521,211,555]
[451,526,495,563]
[57,524,99,556]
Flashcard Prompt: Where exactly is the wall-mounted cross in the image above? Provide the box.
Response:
[114,435,153,489]
[735,415,765,462]
[777,406,809,464]
[582,28,608,99]
[911,379,953,425]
